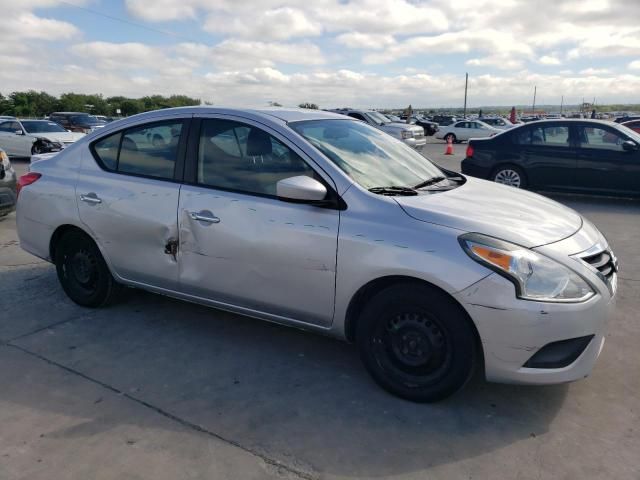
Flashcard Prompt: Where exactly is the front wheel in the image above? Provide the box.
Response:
[55,230,122,307]
[356,283,477,402]
[492,165,527,188]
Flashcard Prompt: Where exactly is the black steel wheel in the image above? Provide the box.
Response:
[55,230,121,307]
[357,283,477,402]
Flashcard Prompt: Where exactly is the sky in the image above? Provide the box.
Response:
[1,0,640,109]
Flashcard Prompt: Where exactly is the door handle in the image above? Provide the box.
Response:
[80,193,102,204]
[189,211,220,223]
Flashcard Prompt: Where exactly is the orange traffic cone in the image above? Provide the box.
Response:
[444,136,454,155]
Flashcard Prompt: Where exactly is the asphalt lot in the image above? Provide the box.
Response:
[1,142,639,480]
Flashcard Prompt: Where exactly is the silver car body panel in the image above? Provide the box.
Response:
[17,106,616,385]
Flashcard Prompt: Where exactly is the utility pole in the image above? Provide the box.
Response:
[532,86,537,115]
[463,73,468,119]
[560,95,564,115]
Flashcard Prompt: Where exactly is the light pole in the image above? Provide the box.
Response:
[463,73,468,119]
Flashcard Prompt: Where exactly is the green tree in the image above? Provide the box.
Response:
[298,102,319,109]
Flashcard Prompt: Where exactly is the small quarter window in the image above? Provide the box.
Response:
[93,132,121,170]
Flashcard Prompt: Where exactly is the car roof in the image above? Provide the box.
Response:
[122,106,346,124]
[50,112,91,115]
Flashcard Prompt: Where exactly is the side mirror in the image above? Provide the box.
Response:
[622,140,638,151]
[277,176,327,202]
[15,130,24,135]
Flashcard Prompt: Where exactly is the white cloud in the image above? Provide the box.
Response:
[628,60,640,70]
[336,33,396,50]
[579,68,612,75]
[539,55,562,65]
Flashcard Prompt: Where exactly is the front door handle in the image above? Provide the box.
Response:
[80,193,102,204]
[189,211,220,224]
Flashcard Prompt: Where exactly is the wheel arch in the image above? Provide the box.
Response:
[344,276,483,364]
[49,223,108,264]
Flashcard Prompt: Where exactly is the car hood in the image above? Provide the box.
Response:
[395,177,582,248]
[34,132,85,143]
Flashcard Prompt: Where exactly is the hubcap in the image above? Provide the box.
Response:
[69,250,97,287]
[494,169,521,187]
[373,311,450,382]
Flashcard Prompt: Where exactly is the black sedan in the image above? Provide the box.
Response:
[461,119,640,197]
[411,117,439,136]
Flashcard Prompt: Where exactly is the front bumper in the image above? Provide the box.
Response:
[403,136,427,150]
[454,272,614,385]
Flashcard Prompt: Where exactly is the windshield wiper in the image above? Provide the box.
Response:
[368,186,418,196]
[414,176,447,189]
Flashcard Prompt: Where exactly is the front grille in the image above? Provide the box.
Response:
[414,131,424,138]
[581,249,617,282]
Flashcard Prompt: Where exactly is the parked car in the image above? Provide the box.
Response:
[48,112,105,134]
[0,115,17,120]
[431,115,457,126]
[95,115,118,123]
[614,115,640,124]
[17,107,616,402]
[0,119,85,157]
[410,116,439,136]
[384,114,402,122]
[462,119,640,196]
[621,119,640,134]
[0,148,17,216]
[435,120,502,143]
[479,117,516,130]
[330,108,426,149]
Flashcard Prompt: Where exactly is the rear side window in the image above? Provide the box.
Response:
[514,125,570,147]
[91,121,183,180]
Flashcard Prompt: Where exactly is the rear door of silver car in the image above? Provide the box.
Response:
[78,116,191,290]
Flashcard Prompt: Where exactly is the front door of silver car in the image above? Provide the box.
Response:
[177,116,340,326]
[79,117,189,290]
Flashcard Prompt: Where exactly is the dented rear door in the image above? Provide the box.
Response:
[76,116,190,290]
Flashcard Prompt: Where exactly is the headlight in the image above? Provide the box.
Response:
[459,233,594,302]
[0,150,10,169]
[401,131,414,139]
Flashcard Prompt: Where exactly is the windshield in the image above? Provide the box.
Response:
[365,111,391,125]
[290,119,443,189]
[70,114,102,125]
[615,122,640,142]
[21,121,67,133]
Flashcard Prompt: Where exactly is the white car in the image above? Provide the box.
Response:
[436,120,502,143]
[479,117,517,130]
[0,119,85,158]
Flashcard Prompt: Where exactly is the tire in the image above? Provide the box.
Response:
[55,230,121,307]
[356,283,477,403]
[444,133,456,143]
[491,164,527,188]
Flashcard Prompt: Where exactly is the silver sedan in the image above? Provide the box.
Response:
[16,107,616,402]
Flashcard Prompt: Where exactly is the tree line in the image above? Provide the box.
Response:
[0,90,201,118]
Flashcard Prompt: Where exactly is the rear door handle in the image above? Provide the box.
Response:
[80,193,102,204]
[189,211,220,224]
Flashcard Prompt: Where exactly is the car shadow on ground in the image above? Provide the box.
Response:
[1,263,569,479]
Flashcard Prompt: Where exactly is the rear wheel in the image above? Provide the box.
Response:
[356,283,477,402]
[444,133,457,143]
[55,230,121,307]
[492,165,527,188]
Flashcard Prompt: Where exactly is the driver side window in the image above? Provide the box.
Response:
[197,119,314,196]
[578,126,626,152]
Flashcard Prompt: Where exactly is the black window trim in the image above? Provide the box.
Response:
[183,116,346,210]
[89,117,192,184]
